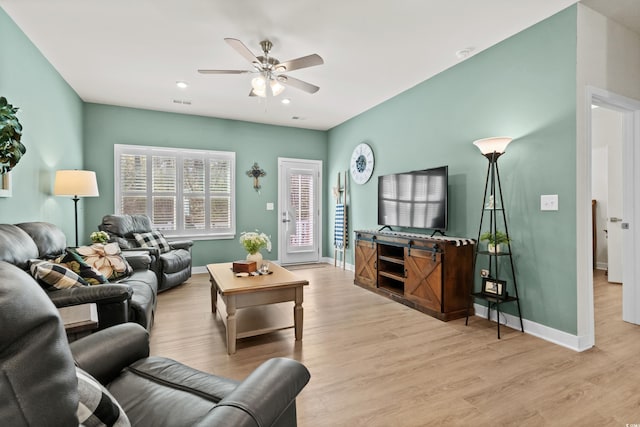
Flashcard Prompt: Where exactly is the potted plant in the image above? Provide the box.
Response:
[479,230,511,253]
[0,97,26,174]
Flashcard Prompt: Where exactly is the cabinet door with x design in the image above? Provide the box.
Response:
[355,238,377,288]
[404,247,443,313]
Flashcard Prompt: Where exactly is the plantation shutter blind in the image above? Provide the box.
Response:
[119,153,148,215]
[210,158,232,229]
[289,172,314,247]
[115,144,235,239]
[152,155,177,230]
[183,158,205,230]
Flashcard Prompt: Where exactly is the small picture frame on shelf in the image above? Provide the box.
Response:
[482,277,507,299]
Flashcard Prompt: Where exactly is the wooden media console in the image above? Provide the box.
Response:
[354,230,475,321]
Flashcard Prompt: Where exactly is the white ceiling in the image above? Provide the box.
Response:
[581,0,640,35]
[3,0,624,131]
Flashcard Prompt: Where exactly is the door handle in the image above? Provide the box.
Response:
[282,219,291,223]
[609,217,622,223]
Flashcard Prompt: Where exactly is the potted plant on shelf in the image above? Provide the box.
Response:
[479,230,511,253]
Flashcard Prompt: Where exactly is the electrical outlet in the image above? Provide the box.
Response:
[266,202,274,211]
[540,194,558,211]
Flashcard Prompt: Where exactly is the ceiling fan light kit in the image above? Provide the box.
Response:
[198,38,323,98]
[250,74,286,98]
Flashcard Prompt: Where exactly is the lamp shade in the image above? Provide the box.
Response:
[270,79,285,96]
[251,75,267,98]
[54,170,99,197]
[473,137,513,155]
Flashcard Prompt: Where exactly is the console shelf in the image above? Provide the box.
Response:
[378,255,404,264]
[354,230,475,321]
[378,270,405,282]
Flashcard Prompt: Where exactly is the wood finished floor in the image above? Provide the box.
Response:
[149,266,640,426]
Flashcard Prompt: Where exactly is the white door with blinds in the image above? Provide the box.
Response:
[278,158,322,265]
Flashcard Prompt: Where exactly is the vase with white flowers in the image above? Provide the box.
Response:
[239,230,272,266]
[90,231,110,244]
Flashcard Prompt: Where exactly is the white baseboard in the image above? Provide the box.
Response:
[595,262,608,271]
[320,256,355,271]
[192,265,208,274]
[472,303,589,352]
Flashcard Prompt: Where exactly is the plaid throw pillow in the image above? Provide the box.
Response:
[76,367,130,427]
[29,259,89,290]
[133,231,171,254]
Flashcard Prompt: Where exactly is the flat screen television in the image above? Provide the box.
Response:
[377,166,448,232]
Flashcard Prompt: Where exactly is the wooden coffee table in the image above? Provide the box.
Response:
[207,262,308,354]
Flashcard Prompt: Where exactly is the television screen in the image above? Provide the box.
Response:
[377,166,448,231]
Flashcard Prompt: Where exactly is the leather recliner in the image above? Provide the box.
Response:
[0,260,311,427]
[99,214,193,292]
[0,221,158,331]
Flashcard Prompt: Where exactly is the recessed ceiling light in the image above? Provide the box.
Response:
[281,98,291,105]
[176,81,189,89]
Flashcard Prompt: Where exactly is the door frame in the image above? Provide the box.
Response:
[580,86,640,348]
[277,157,323,265]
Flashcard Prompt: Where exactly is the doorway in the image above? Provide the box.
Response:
[277,158,322,265]
[586,88,640,340]
[591,104,624,282]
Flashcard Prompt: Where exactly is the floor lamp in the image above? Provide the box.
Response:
[466,137,524,338]
[54,170,99,247]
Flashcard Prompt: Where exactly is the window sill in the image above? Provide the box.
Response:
[163,233,235,241]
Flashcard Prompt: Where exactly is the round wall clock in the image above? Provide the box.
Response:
[350,142,375,185]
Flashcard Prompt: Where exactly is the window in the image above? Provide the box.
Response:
[115,144,235,239]
[288,172,314,247]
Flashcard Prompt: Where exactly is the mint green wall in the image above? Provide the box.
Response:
[0,8,84,241]
[3,4,580,334]
[83,104,327,267]
[327,7,578,333]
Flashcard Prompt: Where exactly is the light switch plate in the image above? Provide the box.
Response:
[541,194,558,211]
[266,202,274,211]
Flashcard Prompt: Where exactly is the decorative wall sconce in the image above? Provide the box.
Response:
[246,162,266,192]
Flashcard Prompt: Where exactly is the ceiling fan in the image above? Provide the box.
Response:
[198,38,324,98]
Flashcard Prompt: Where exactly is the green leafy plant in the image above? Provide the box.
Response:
[0,97,26,174]
[479,230,511,246]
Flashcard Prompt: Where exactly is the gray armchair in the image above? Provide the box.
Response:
[0,261,311,426]
[99,214,193,292]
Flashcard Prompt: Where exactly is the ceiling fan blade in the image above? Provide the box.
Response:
[224,38,260,64]
[279,75,320,94]
[276,54,323,73]
[198,69,251,74]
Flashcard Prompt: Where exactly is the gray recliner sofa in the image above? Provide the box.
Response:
[0,260,311,426]
[0,221,158,331]
[99,214,193,292]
